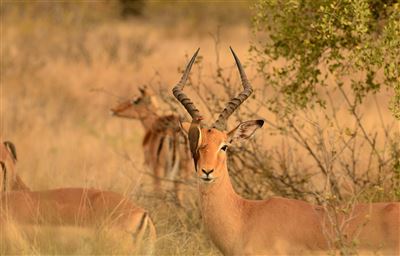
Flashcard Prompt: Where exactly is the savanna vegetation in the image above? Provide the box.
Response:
[1,0,398,255]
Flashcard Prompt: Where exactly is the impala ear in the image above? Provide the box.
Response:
[227,120,264,143]
[179,121,202,158]
[179,121,191,136]
[4,141,17,162]
[188,124,202,156]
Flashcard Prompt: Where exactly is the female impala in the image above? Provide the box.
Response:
[173,48,399,255]
[110,87,192,203]
[1,188,156,253]
[0,140,29,191]
[0,141,156,253]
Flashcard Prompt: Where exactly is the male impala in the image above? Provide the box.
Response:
[110,87,192,203]
[0,141,156,253]
[173,48,399,255]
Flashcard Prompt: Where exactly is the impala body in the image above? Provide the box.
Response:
[173,48,400,255]
[0,140,156,253]
[1,188,155,238]
[110,87,192,203]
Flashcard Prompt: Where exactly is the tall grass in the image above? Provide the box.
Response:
[1,2,397,255]
[1,2,250,254]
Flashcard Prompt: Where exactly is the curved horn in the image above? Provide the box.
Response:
[213,47,253,130]
[172,48,202,120]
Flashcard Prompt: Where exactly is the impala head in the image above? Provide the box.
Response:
[0,141,17,191]
[173,48,264,184]
[110,86,159,119]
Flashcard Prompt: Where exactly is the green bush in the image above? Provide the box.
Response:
[252,0,399,119]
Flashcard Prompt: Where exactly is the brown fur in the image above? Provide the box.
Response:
[0,188,156,252]
[0,140,156,252]
[110,88,192,203]
[0,140,29,192]
[182,123,399,255]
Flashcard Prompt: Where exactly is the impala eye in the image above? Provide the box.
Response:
[221,145,228,151]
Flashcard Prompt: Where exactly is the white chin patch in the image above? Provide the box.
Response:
[200,177,214,184]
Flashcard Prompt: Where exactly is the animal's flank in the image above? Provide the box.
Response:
[1,188,156,253]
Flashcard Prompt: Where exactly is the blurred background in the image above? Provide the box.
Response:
[2,1,253,254]
[2,0,254,189]
[1,0,398,254]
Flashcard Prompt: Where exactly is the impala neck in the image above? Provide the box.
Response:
[198,163,245,254]
[138,107,158,128]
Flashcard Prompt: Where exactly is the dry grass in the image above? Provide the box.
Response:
[1,2,397,255]
[0,2,250,254]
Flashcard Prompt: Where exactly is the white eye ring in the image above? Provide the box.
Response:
[220,145,228,151]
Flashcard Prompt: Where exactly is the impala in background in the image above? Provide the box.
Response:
[110,87,192,204]
[0,140,30,192]
[0,140,156,254]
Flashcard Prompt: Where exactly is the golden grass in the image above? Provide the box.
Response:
[1,2,396,255]
[0,2,250,254]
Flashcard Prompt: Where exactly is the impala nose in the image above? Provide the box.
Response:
[202,169,214,176]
